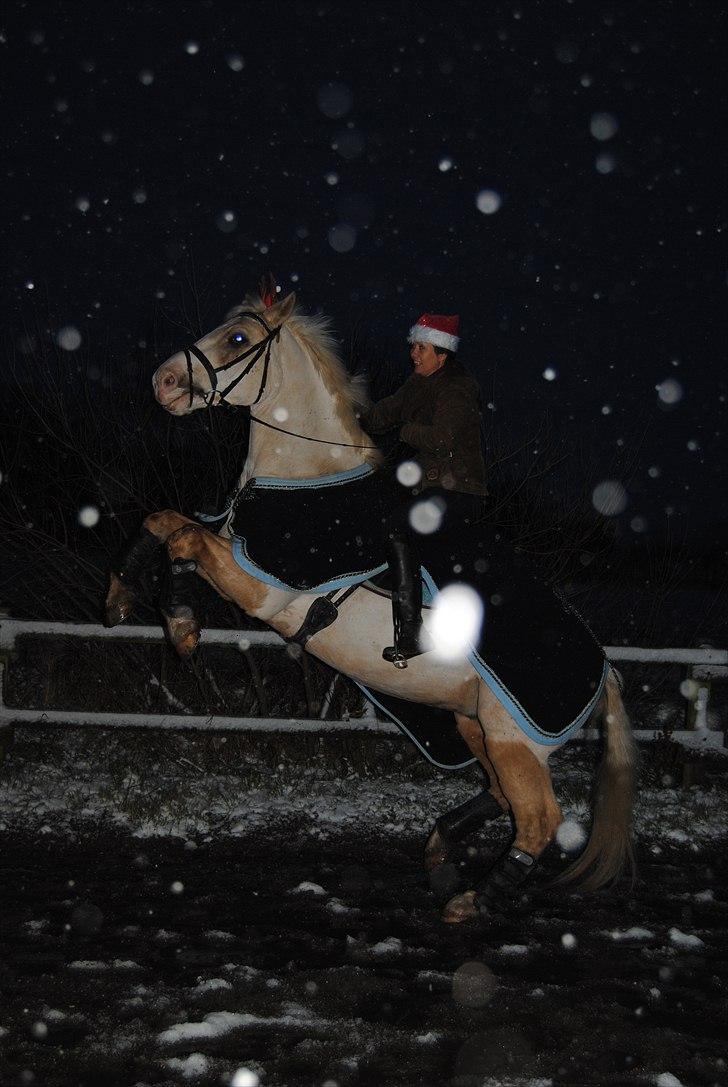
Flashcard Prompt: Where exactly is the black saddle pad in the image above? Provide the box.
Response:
[230,468,605,744]
[356,683,475,769]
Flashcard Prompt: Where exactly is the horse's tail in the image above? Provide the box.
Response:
[558,666,637,890]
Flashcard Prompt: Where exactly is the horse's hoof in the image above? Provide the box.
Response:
[168,618,200,657]
[428,861,460,902]
[441,890,478,924]
[424,827,448,873]
[105,575,135,626]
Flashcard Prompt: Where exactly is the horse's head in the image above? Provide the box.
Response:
[153,291,297,414]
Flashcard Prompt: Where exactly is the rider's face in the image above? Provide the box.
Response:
[410,340,446,376]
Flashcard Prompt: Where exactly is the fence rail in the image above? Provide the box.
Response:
[0,619,725,748]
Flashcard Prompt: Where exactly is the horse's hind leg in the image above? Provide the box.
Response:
[424,785,506,871]
[442,693,562,924]
[425,786,508,904]
[425,713,509,890]
[106,510,194,626]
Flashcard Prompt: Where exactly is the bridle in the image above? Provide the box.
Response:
[181,309,378,451]
[183,309,281,409]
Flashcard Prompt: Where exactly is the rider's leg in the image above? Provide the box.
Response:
[382,530,426,667]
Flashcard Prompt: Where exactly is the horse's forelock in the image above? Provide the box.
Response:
[224,294,266,323]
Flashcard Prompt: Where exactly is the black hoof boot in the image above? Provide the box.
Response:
[161,558,199,616]
[428,861,461,903]
[435,789,506,845]
[474,847,536,918]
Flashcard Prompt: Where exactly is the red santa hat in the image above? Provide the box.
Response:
[407,313,460,353]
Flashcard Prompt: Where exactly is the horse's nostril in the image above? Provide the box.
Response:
[163,372,176,388]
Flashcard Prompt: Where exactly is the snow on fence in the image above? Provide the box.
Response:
[0,619,725,749]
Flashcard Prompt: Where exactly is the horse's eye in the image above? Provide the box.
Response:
[229,331,247,345]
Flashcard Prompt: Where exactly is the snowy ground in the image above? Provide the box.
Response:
[1,727,727,1087]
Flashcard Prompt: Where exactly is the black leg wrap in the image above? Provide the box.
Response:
[435,789,505,844]
[117,527,161,587]
[161,558,199,619]
[474,847,536,917]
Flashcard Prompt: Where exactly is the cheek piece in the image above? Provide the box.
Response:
[182,310,282,409]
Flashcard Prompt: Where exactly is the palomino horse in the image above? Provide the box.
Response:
[106,287,636,923]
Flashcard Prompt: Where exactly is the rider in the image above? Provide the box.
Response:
[363,313,487,668]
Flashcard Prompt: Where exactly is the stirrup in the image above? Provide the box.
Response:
[382,640,425,669]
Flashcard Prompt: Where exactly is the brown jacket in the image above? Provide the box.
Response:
[365,360,487,495]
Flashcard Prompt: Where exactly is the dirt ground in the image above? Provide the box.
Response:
[1,819,726,1087]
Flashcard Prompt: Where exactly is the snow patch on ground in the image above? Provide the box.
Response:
[605,926,655,941]
[163,1052,210,1078]
[157,1011,250,1045]
[668,927,705,949]
[2,731,727,851]
[289,881,326,895]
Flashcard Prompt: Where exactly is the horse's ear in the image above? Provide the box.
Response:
[258,272,277,308]
[263,291,297,326]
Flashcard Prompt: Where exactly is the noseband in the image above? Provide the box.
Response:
[183,310,281,409]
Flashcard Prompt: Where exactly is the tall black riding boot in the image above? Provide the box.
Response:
[382,534,427,669]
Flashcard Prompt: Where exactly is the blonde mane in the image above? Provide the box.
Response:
[232,295,379,465]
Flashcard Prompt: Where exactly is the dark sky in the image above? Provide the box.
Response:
[2,0,726,540]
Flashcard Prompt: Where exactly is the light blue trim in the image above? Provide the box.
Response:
[196,508,230,523]
[353,681,476,771]
[231,538,387,594]
[196,463,374,527]
[253,462,374,490]
[420,568,607,746]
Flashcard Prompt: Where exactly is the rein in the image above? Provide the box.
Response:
[247,413,378,450]
[182,310,378,450]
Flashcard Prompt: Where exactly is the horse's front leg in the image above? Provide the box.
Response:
[105,510,194,626]
[163,523,268,656]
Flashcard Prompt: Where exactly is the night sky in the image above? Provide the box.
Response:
[2,0,725,542]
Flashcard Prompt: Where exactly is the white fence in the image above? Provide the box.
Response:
[0,619,726,748]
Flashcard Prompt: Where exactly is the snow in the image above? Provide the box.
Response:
[668,928,705,949]
[191,978,232,995]
[499,944,529,955]
[157,1011,249,1045]
[164,1053,210,1078]
[1,731,726,849]
[289,881,326,895]
[476,189,502,215]
[369,936,403,957]
[68,959,142,971]
[606,927,655,941]
[231,1071,260,1087]
[158,1006,335,1045]
[326,897,356,915]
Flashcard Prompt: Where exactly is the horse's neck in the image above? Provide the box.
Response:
[239,354,370,484]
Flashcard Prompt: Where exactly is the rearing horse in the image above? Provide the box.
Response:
[106,287,636,923]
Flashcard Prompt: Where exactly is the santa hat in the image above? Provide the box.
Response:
[407,313,460,353]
